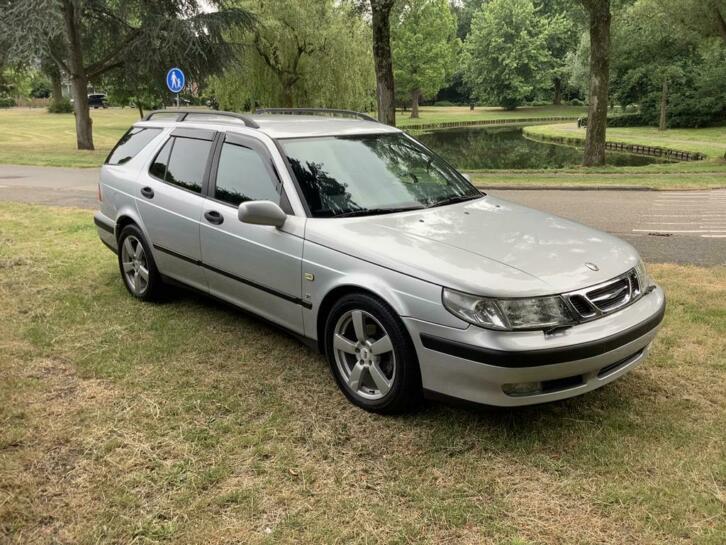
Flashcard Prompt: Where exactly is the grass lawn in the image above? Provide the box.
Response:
[0,106,586,168]
[1,203,724,545]
[524,123,726,161]
[0,107,139,168]
[469,161,726,190]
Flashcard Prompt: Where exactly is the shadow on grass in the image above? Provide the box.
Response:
[157,277,647,455]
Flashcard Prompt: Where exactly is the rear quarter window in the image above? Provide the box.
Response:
[106,127,162,165]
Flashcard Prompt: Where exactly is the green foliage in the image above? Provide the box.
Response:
[209,0,374,111]
[47,97,73,113]
[611,0,726,127]
[29,73,51,98]
[0,96,15,108]
[462,0,552,109]
[392,0,460,105]
[0,67,32,99]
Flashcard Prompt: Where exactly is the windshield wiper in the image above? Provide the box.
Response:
[334,205,425,218]
[428,194,483,208]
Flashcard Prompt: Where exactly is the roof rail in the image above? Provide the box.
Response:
[143,109,260,129]
[255,108,377,123]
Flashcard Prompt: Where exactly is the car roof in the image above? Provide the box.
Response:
[135,111,401,139]
[251,115,400,138]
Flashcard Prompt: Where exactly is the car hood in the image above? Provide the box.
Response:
[304,196,640,297]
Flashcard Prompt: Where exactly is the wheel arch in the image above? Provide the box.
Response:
[315,281,408,353]
[114,206,148,242]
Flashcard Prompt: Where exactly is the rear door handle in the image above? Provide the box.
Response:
[204,210,224,225]
[140,186,154,199]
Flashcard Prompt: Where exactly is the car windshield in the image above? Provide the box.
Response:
[280,133,482,218]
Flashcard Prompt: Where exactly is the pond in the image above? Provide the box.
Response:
[415,126,668,170]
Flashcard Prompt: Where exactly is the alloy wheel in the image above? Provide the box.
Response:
[333,309,396,400]
[120,235,150,296]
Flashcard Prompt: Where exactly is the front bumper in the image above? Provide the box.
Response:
[405,286,666,406]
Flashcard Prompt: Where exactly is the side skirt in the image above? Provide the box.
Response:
[159,274,320,351]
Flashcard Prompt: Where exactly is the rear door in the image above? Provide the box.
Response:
[136,128,215,291]
[199,132,306,334]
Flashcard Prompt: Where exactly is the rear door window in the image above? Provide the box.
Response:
[106,127,162,165]
[164,137,212,194]
[149,138,173,180]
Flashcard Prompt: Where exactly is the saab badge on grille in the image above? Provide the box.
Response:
[585,262,600,271]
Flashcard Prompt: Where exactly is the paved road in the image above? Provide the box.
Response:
[0,165,99,208]
[1,165,724,265]
[488,189,726,266]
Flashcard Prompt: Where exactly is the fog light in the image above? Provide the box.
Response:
[502,381,543,397]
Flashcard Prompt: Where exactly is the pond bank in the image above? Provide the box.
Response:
[523,123,726,160]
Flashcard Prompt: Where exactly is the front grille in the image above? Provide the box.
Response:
[565,269,643,322]
[587,277,630,311]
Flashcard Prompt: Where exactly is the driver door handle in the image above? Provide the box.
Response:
[204,210,224,225]
[140,186,154,199]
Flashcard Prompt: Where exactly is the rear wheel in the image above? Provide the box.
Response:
[117,225,162,301]
[324,293,422,413]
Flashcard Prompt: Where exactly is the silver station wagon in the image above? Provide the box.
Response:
[94,108,666,413]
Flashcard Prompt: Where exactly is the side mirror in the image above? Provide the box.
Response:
[238,200,287,228]
[461,173,472,182]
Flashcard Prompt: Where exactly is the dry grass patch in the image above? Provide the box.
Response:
[0,204,724,545]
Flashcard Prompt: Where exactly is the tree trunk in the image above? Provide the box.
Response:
[553,77,562,105]
[371,0,396,126]
[410,89,420,119]
[715,4,726,44]
[659,79,668,131]
[136,100,144,119]
[60,0,94,150]
[282,85,294,108]
[50,69,63,103]
[581,0,610,167]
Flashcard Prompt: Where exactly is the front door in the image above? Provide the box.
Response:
[200,133,305,334]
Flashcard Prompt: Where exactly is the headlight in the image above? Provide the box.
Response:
[442,288,575,331]
[635,260,653,292]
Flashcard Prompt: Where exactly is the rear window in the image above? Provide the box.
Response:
[106,127,162,165]
[149,136,211,194]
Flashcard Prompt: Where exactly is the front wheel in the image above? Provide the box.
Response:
[324,293,422,414]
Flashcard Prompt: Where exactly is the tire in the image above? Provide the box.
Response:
[117,224,163,301]
[324,293,422,414]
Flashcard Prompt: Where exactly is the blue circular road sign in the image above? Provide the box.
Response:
[166,67,185,93]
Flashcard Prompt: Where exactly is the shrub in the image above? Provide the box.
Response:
[606,113,648,127]
[569,98,585,106]
[47,97,73,113]
[0,96,16,108]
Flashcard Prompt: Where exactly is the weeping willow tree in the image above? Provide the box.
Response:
[210,0,376,111]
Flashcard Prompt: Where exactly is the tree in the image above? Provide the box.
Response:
[392,0,459,118]
[370,0,396,125]
[656,0,726,45]
[611,0,726,129]
[462,0,551,110]
[0,0,251,150]
[579,0,611,166]
[209,0,374,112]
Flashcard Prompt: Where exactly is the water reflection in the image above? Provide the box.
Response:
[416,126,669,170]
